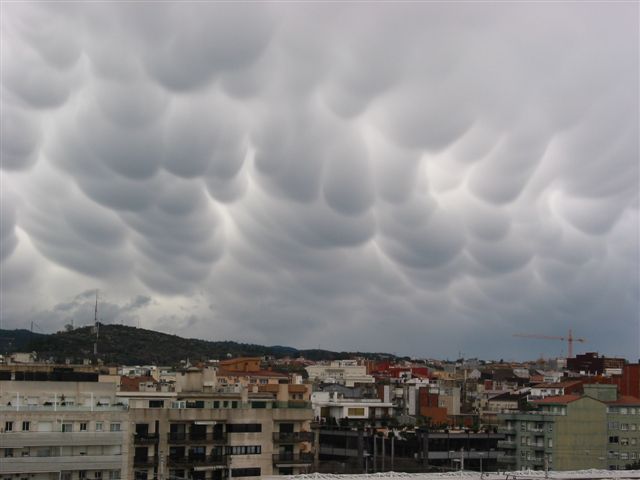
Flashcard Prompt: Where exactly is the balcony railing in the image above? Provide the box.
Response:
[497,454,516,464]
[167,455,228,467]
[531,444,546,451]
[497,440,516,449]
[274,401,312,409]
[273,432,314,443]
[167,432,227,444]
[272,453,314,464]
[133,456,157,467]
[134,433,159,445]
[0,405,127,412]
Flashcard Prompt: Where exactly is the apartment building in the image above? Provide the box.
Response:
[306,361,374,387]
[1,366,315,480]
[497,384,640,471]
[127,385,314,480]
[602,393,640,469]
[0,380,128,480]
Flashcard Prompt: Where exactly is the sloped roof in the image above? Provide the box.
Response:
[533,394,582,405]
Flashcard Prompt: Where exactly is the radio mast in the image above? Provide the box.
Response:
[93,290,99,356]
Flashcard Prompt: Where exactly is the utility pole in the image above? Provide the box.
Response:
[391,434,395,471]
[460,447,464,471]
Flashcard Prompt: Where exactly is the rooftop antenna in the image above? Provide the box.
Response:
[93,290,99,356]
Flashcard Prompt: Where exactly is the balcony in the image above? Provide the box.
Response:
[497,454,516,464]
[272,453,314,465]
[167,455,228,467]
[497,440,516,449]
[134,456,157,468]
[273,432,314,443]
[0,432,123,448]
[0,455,122,474]
[531,444,546,451]
[167,433,227,444]
[134,433,159,445]
[274,401,312,409]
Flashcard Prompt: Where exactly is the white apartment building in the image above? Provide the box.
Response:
[311,392,393,422]
[305,361,374,387]
[1,380,128,480]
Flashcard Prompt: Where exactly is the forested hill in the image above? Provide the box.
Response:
[0,324,399,365]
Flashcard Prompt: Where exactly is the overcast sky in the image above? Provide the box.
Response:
[1,2,638,361]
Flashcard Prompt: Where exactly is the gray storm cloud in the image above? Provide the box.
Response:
[1,2,638,359]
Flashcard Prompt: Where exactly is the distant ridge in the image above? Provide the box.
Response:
[0,324,401,365]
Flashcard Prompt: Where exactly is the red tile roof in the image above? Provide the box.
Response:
[120,375,157,392]
[533,394,582,405]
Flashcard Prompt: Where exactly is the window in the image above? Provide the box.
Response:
[231,401,238,409]
[621,424,629,431]
[79,472,87,480]
[21,422,30,431]
[227,446,261,455]
[110,423,121,432]
[4,449,13,458]
[109,471,120,480]
[62,423,73,433]
[608,436,619,443]
[4,422,13,432]
[631,438,637,446]
[548,439,553,448]
[80,423,88,432]
[621,452,629,460]
[521,436,527,445]
[213,401,220,408]
[251,401,266,409]
[621,438,629,446]
[95,473,103,479]
[134,471,147,480]
[96,422,103,432]
[149,400,164,408]
[61,473,72,480]
[520,422,526,431]
[231,468,261,477]
[226,423,261,433]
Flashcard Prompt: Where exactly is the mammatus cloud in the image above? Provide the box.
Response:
[1,3,638,359]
